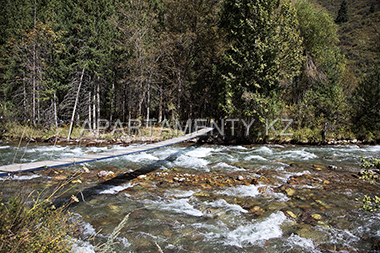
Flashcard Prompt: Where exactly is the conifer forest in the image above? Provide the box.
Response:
[1,0,379,143]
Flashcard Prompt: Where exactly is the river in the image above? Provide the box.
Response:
[0,142,380,252]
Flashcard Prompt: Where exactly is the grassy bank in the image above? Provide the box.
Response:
[0,120,379,145]
[0,120,173,144]
[0,170,83,252]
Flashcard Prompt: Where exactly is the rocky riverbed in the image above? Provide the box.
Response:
[1,143,380,252]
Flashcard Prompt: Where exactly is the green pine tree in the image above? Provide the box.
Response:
[353,67,380,134]
[370,3,376,13]
[219,0,303,121]
[335,0,349,24]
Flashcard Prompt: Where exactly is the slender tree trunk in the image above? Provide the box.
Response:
[146,82,150,128]
[97,81,100,126]
[67,67,85,141]
[88,91,92,132]
[110,77,115,123]
[122,96,126,122]
[110,72,115,124]
[158,85,163,123]
[128,81,132,121]
[23,73,27,119]
[177,74,182,120]
[53,91,58,130]
[138,89,145,119]
[37,79,40,124]
[93,91,96,131]
[32,0,37,125]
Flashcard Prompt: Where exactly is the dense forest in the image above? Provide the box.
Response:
[0,0,379,143]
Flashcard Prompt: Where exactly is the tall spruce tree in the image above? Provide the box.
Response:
[219,0,303,122]
[292,0,348,135]
[335,0,349,24]
[353,67,380,134]
[157,0,224,120]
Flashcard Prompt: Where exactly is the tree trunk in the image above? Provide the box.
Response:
[67,67,85,141]
[146,82,150,128]
[158,85,163,123]
[97,80,100,128]
[37,77,40,124]
[93,91,96,131]
[23,74,27,119]
[128,81,132,121]
[32,0,37,125]
[53,91,58,130]
[110,78,115,123]
[88,91,92,132]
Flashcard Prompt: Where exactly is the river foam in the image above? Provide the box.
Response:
[221,211,288,247]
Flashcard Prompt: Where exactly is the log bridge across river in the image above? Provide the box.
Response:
[0,127,214,177]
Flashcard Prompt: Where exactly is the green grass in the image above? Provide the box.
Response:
[0,121,85,141]
[0,120,173,142]
[0,170,85,253]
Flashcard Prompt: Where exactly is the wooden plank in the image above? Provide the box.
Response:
[0,127,213,176]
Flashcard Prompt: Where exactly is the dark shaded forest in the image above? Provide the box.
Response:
[0,0,379,143]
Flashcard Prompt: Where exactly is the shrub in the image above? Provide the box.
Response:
[0,193,76,252]
[0,167,87,252]
[359,157,380,212]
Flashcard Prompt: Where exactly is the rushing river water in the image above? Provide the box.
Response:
[1,142,380,252]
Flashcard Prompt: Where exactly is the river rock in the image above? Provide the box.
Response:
[173,177,186,182]
[249,206,265,216]
[86,142,96,147]
[137,182,155,188]
[286,210,298,219]
[241,200,255,210]
[315,199,331,209]
[53,175,67,181]
[130,209,145,219]
[71,179,82,184]
[237,175,245,181]
[317,221,330,228]
[98,170,114,178]
[267,201,288,210]
[193,191,210,197]
[107,204,121,213]
[88,199,98,205]
[203,208,223,217]
[258,186,267,193]
[311,213,323,220]
[251,178,259,185]
[295,225,326,242]
[285,188,296,197]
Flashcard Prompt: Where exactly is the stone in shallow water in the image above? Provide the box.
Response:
[97,170,114,178]
[88,199,98,205]
[268,201,288,210]
[193,191,210,197]
[286,210,298,219]
[107,204,121,213]
[317,221,330,228]
[315,199,331,209]
[258,186,267,193]
[249,206,265,216]
[295,225,327,242]
[237,175,245,181]
[53,175,67,180]
[285,188,296,197]
[251,178,259,185]
[311,213,323,220]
